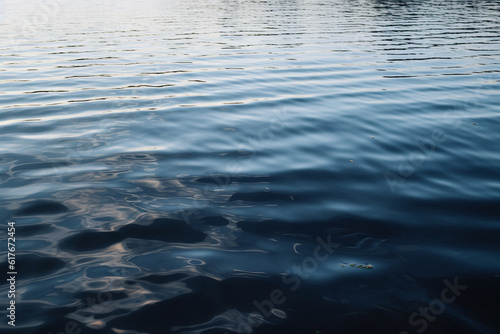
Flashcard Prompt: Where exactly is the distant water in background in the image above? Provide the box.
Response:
[1,0,500,333]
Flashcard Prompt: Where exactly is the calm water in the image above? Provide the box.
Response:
[1,0,500,333]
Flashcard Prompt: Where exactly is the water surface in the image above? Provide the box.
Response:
[1,0,500,333]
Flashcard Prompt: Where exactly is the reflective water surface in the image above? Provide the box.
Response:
[1,0,500,333]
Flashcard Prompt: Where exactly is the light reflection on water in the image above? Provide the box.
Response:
[1,0,500,333]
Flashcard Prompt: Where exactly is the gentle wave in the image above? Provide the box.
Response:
[1,0,500,333]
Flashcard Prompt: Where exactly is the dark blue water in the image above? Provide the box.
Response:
[1,0,500,333]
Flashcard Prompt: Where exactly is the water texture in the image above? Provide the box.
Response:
[1,0,500,333]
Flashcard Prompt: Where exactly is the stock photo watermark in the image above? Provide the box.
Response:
[399,277,467,334]
[6,221,17,327]
[227,234,340,334]
[23,0,68,38]
[384,71,497,193]
[180,107,290,224]
[2,220,117,332]
[1,0,69,47]
[384,127,448,193]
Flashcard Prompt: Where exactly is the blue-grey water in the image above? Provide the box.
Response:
[1,0,500,333]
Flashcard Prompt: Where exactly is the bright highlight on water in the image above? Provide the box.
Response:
[1,0,499,333]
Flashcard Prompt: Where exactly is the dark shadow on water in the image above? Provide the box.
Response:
[59,218,207,251]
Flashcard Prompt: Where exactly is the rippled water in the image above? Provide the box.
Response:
[1,0,500,333]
